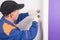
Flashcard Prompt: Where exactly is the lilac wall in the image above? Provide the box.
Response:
[49,0,60,40]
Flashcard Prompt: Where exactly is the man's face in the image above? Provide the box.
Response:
[11,10,20,20]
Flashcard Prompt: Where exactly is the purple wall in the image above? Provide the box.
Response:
[49,0,60,40]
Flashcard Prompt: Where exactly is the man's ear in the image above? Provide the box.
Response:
[9,13,13,18]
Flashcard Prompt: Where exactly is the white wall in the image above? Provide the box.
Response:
[0,0,5,19]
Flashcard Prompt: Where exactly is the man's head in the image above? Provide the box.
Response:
[6,10,20,21]
[0,1,24,21]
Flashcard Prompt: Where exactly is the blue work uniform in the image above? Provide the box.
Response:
[0,13,38,40]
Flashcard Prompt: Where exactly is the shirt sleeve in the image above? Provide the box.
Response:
[25,21,38,40]
[7,21,38,40]
[14,12,29,24]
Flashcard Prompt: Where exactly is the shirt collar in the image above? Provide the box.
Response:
[1,16,15,26]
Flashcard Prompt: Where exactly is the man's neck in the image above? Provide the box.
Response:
[4,17,14,24]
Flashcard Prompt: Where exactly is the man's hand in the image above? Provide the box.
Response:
[28,9,40,22]
[33,16,40,22]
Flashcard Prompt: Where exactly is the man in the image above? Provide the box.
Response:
[0,1,39,40]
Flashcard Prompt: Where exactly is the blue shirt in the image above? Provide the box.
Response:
[0,13,38,40]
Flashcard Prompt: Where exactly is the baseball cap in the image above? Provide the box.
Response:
[0,1,24,16]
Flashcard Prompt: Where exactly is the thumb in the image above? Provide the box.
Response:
[33,16,39,22]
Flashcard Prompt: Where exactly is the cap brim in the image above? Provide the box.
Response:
[17,4,24,9]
